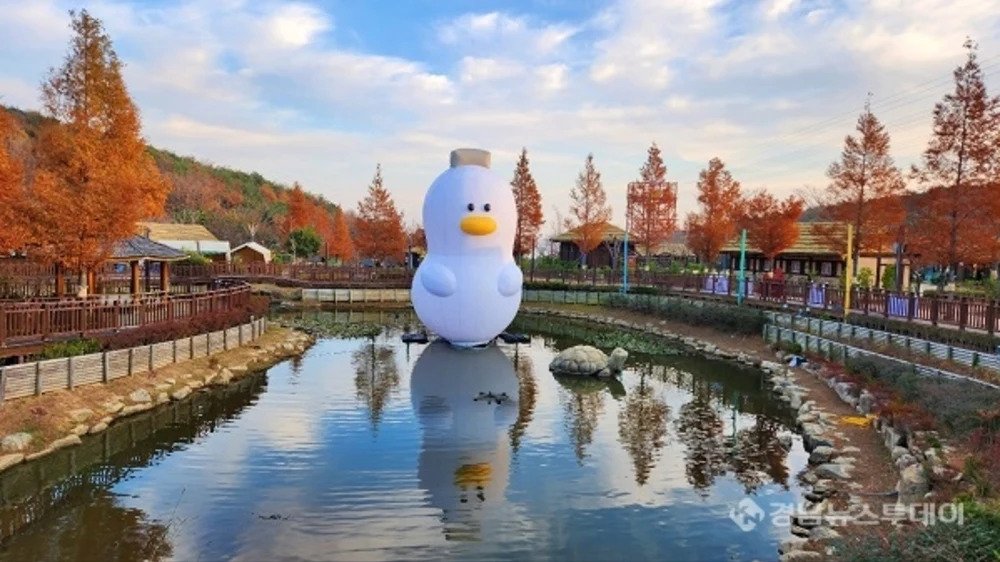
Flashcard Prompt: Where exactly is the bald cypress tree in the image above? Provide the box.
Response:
[31,10,168,291]
[511,148,544,258]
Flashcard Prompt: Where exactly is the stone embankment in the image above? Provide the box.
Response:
[0,327,313,472]
[769,355,959,561]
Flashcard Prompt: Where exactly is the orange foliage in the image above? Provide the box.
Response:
[355,164,406,263]
[821,108,905,266]
[627,142,677,257]
[511,148,544,257]
[684,157,742,264]
[739,191,805,260]
[284,183,310,234]
[566,153,612,259]
[329,209,355,263]
[0,111,30,253]
[167,171,242,224]
[28,10,168,271]
[911,41,1000,272]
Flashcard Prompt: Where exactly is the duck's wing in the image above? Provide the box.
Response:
[420,261,457,297]
[497,262,523,297]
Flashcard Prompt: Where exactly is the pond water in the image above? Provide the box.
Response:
[0,310,806,562]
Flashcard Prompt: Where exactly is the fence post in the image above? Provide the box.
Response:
[959,298,968,331]
[988,302,997,336]
[34,362,41,396]
[68,356,75,390]
[930,296,939,326]
[148,344,154,372]
[223,328,229,351]
[883,291,890,319]
[102,351,109,383]
[907,292,916,322]
[251,316,257,340]
[189,336,195,359]
[0,366,5,402]
[172,339,178,363]
[0,306,5,348]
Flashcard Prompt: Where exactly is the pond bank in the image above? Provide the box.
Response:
[0,326,313,473]
[523,303,902,560]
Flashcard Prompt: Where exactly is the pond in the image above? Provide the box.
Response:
[0,309,806,561]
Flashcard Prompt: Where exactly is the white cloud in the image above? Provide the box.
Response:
[266,3,331,47]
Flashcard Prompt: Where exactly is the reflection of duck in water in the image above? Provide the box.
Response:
[410,342,518,540]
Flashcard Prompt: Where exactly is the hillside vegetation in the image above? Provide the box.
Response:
[3,105,339,251]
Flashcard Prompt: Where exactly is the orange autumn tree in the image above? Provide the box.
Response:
[511,148,544,258]
[30,10,168,293]
[329,208,355,263]
[284,182,311,234]
[0,111,30,253]
[685,157,742,264]
[566,153,611,267]
[911,40,1000,280]
[627,142,677,259]
[821,105,906,273]
[355,164,406,263]
[739,191,805,260]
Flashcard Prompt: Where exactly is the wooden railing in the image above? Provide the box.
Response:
[0,282,251,348]
[173,263,415,288]
[4,261,1000,335]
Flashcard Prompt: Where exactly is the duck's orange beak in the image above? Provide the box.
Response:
[460,215,496,236]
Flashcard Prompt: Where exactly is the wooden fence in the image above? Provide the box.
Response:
[0,283,252,348]
[0,317,266,402]
[7,262,1000,334]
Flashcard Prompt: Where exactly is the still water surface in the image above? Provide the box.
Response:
[0,311,806,561]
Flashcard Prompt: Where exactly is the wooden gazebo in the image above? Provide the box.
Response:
[109,235,188,296]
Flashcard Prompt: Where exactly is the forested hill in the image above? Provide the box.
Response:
[2,105,338,249]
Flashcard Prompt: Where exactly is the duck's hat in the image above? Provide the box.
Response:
[450,148,491,168]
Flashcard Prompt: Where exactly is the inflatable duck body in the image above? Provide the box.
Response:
[411,149,523,347]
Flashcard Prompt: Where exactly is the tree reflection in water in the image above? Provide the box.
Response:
[507,347,538,453]
[727,417,790,493]
[676,385,727,493]
[617,366,670,486]
[1,485,172,561]
[556,375,624,464]
[352,338,400,429]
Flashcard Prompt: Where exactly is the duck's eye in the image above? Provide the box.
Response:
[483,203,491,212]
[466,203,475,211]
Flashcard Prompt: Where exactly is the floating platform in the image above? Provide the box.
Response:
[498,332,531,344]
[401,332,430,344]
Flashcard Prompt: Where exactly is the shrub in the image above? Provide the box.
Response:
[99,295,268,350]
[832,500,1000,562]
[845,355,1000,437]
[856,267,874,290]
[606,294,766,336]
[773,340,803,355]
[38,338,102,360]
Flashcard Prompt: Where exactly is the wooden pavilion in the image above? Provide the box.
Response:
[109,235,188,296]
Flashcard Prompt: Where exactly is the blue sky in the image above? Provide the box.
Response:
[1,0,999,236]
